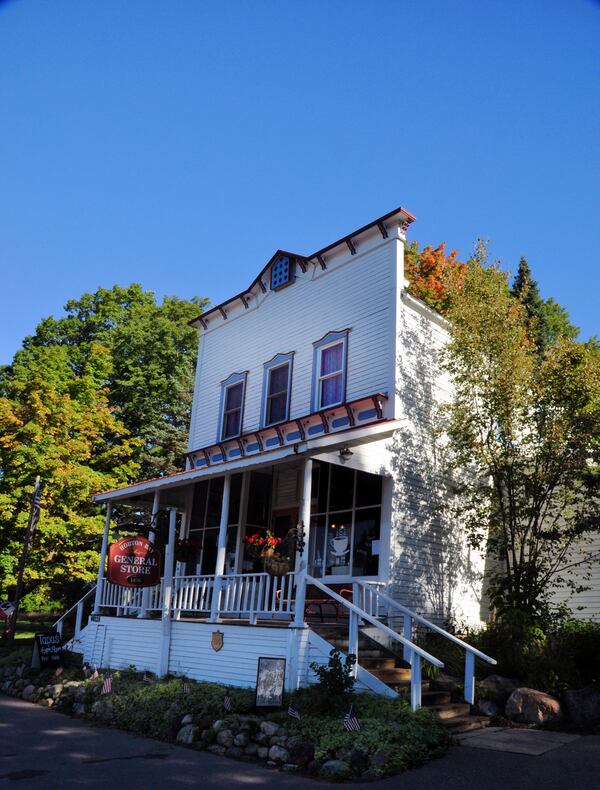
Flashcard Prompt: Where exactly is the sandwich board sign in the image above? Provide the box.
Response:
[31,631,63,670]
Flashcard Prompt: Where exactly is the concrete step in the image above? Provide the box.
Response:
[443,714,490,734]
[428,702,472,721]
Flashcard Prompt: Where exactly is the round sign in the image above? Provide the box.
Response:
[107,536,161,587]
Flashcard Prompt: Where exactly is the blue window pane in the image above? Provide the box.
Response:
[321,373,342,407]
[269,363,288,395]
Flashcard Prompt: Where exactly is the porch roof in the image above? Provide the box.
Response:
[92,419,403,506]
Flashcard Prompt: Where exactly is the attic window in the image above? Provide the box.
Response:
[270,255,295,291]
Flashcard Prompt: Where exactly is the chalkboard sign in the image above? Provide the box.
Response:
[31,631,63,670]
[255,656,286,708]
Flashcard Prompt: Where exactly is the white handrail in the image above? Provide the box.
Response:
[307,575,442,711]
[53,585,96,638]
[358,581,496,705]
[359,582,497,665]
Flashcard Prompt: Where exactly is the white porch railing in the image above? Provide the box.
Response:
[54,585,96,639]
[356,581,497,705]
[100,579,163,613]
[218,572,296,622]
[172,574,214,614]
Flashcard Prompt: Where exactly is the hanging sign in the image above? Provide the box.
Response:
[107,536,161,587]
[31,631,63,670]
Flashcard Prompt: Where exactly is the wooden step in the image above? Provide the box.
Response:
[369,667,413,683]
[358,657,397,670]
[421,689,452,706]
[443,714,490,734]
[428,702,471,721]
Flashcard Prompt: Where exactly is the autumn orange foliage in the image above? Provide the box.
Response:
[404,241,467,315]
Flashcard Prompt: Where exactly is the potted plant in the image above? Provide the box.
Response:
[243,531,290,575]
[174,538,199,564]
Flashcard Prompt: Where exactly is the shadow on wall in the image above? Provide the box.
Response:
[385,308,487,629]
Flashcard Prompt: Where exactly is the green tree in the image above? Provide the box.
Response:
[511,257,549,354]
[20,284,209,478]
[0,285,209,608]
[0,343,141,607]
[441,256,600,626]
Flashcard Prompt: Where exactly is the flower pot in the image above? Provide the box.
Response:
[264,557,291,576]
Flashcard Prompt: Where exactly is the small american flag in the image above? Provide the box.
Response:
[90,667,99,681]
[101,674,113,695]
[54,666,64,677]
[183,680,191,694]
[29,478,42,536]
[223,692,233,712]
[343,705,361,732]
[287,702,300,720]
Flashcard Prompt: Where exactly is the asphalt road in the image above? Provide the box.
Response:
[1,696,599,789]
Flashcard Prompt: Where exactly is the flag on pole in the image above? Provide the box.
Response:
[101,674,113,695]
[182,680,191,694]
[223,692,233,712]
[287,702,301,720]
[343,705,361,732]
[29,479,42,537]
[0,601,15,620]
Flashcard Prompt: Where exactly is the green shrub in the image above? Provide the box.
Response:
[308,649,356,714]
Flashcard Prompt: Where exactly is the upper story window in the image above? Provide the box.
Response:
[270,255,295,291]
[312,330,350,411]
[218,371,248,441]
[261,352,294,427]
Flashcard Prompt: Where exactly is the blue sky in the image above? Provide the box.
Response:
[1,0,599,364]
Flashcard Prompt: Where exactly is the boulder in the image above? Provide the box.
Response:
[225,746,244,759]
[268,745,289,763]
[319,760,351,781]
[47,684,63,698]
[476,699,501,717]
[176,724,199,745]
[287,737,315,767]
[257,746,269,760]
[207,745,226,756]
[564,687,600,728]
[216,729,233,748]
[506,688,564,725]
[260,721,279,737]
[254,732,269,745]
[73,703,86,717]
[198,715,214,730]
[233,731,249,747]
[244,742,258,756]
[39,698,54,707]
[479,675,520,703]
[21,684,36,701]
[181,713,194,726]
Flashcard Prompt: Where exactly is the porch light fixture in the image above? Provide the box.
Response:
[339,445,353,461]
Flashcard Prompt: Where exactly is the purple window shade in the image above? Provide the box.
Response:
[321,374,343,407]
[320,343,343,376]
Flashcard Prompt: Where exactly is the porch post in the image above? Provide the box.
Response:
[93,502,112,614]
[292,459,312,627]
[141,491,161,617]
[209,474,231,623]
[157,507,177,677]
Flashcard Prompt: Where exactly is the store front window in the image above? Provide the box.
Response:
[186,474,242,575]
[309,461,382,578]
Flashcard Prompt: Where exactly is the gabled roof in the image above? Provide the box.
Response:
[190,205,415,329]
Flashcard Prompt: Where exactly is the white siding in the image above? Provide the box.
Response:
[189,235,399,451]
[387,295,487,627]
[83,618,160,672]
[552,535,600,622]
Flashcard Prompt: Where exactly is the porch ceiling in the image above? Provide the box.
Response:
[92,419,404,506]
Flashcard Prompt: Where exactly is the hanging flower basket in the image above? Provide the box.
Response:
[263,556,292,576]
[174,539,198,564]
[243,531,282,559]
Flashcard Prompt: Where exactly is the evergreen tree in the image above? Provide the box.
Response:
[511,257,549,354]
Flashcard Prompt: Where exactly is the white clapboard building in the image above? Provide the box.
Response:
[57,206,497,712]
